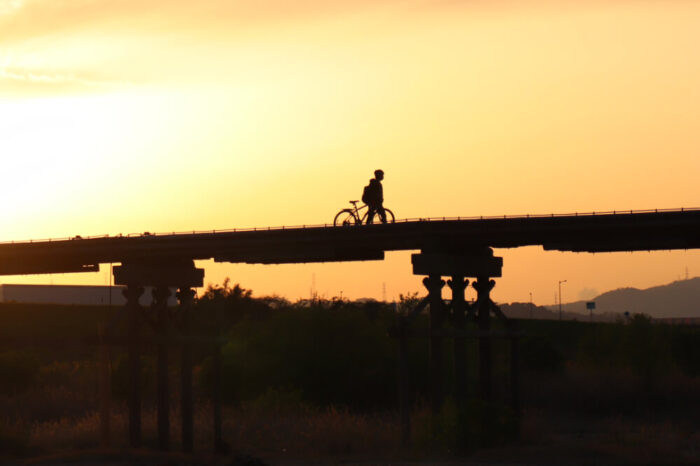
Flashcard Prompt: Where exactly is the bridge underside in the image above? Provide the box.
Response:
[0,209,696,276]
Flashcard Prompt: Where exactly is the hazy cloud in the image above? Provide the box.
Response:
[578,288,599,300]
[2,67,99,85]
[0,0,401,95]
[0,0,393,44]
[0,0,23,16]
[0,66,131,95]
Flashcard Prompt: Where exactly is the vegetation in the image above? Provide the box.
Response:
[0,282,698,463]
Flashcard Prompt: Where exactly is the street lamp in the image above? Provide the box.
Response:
[558,280,567,321]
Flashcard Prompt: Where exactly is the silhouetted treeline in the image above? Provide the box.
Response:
[0,285,698,415]
[500,302,622,322]
[193,280,406,408]
[190,283,700,414]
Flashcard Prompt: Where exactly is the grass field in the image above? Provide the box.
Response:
[0,290,698,464]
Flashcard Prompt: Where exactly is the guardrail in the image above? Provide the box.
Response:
[0,207,697,246]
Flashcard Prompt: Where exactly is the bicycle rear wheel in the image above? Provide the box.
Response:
[366,208,395,225]
[384,208,395,223]
[334,209,359,226]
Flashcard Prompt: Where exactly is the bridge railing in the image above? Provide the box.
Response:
[0,207,697,245]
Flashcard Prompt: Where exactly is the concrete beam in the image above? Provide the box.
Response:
[0,262,99,275]
[114,262,204,288]
[216,247,385,264]
[411,250,502,277]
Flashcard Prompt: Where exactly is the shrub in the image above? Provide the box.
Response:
[413,398,518,454]
[0,351,40,394]
[576,314,673,383]
[200,306,396,408]
[110,353,155,400]
[520,336,565,374]
[0,423,29,455]
[671,329,700,377]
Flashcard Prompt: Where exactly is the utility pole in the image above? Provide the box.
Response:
[558,280,567,321]
[311,273,316,301]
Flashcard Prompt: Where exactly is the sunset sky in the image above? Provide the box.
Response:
[1,0,698,305]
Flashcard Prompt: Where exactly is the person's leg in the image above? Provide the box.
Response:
[378,206,387,223]
[367,205,376,224]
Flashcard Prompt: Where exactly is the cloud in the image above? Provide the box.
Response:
[0,0,23,16]
[2,67,96,85]
[0,0,393,44]
[0,66,131,95]
[1,0,672,98]
[578,287,599,300]
[0,0,401,95]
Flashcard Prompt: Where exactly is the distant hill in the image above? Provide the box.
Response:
[500,277,700,321]
[499,301,571,321]
[558,277,700,319]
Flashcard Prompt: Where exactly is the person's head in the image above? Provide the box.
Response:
[374,169,384,180]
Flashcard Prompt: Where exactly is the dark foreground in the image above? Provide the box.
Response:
[1,291,698,465]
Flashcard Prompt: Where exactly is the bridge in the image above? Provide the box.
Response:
[1,207,698,452]
[0,208,697,275]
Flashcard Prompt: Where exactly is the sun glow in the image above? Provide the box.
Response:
[0,1,698,303]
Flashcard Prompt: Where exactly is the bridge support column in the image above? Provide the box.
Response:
[177,286,196,453]
[397,313,410,447]
[473,277,495,401]
[448,276,469,407]
[123,284,144,449]
[412,248,503,413]
[114,261,204,451]
[153,286,172,451]
[213,336,224,454]
[423,275,446,415]
[509,319,521,420]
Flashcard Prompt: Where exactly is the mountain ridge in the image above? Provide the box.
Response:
[500,277,699,320]
[558,277,699,318]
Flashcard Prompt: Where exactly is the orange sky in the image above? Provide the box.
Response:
[1,0,698,306]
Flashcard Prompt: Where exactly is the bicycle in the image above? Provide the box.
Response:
[333,200,395,226]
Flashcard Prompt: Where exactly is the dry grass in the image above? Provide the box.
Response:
[1,401,401,461]
[3,399,699,465]
[597,418,700,463]
[2,357,700,464]
[516,364,700,464]
[218,404,400,460]
[13,403,698,465]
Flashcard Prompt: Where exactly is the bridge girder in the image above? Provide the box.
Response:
[0,209,696,275]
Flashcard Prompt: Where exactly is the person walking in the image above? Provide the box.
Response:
[362,169,386,224]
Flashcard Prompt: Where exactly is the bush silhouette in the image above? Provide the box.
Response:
[0,351,39,394]
[201,304,396,408]
[520,336,565,374]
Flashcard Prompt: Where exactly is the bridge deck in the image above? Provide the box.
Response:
[0,208,698,275]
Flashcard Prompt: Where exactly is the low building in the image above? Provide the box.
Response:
[0,284,178,306]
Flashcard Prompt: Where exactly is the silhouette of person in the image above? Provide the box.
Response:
[365,169,386,224]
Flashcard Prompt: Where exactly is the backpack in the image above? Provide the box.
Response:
[361,184,372,204]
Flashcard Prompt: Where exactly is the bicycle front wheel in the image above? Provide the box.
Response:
[366,208,395,225]
[334,209,359,226]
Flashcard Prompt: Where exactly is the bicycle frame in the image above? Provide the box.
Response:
[334,201,394,226]
[349,202,369,222]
